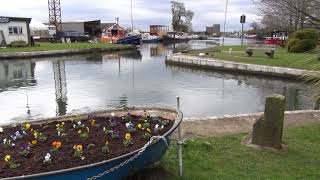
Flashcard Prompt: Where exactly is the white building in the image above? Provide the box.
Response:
[30,21,56,38]
[0,16,32,46]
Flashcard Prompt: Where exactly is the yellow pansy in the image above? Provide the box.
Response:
[31,139,38,145]
[33,131,38,139]
[125,133,131,140]
[137,124,142,129]
[4,155,10,162]
[146,128,151,133]
[73,144,83,151]
[25,123,31,130]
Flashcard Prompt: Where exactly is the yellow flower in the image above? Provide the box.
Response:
[137,124,142,129]
[31,139,37,145]
[90,119,96,126]
[146,128,151,133]
[73,145,83,151]
[33,131,38,139]
[25,123,31,130]
[125,133,131,140]
[4,155,10,162]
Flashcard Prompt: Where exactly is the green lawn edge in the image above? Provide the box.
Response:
[187,45,320,71]
[0,43,132,53]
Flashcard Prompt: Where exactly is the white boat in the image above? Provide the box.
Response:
[142,33,160,43]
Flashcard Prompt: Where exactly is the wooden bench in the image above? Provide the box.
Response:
[246,46,276,58]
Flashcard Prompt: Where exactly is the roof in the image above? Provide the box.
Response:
[150,25,168,27]
[101,23,116,29]
[0,16,32,23]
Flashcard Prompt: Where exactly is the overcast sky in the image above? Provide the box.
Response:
[1,0,259,31]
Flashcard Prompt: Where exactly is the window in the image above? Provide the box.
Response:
[8,26,23,35]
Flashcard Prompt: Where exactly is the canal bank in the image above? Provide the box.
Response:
[179,110,320,139]
[166,54,318,80]
[0,44,136,59]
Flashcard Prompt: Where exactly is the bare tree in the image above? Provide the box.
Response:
[254,0,320,31]
[171,1,194,32]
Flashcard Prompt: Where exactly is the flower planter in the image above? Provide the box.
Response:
[0,107,183,180]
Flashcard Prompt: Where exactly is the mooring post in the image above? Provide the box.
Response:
[176,96,183,177]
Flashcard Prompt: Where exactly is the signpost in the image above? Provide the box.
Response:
[240,14,246,45]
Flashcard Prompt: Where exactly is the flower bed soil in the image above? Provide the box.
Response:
[0,114,174,178]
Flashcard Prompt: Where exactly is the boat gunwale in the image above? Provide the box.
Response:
[2,106,183,180]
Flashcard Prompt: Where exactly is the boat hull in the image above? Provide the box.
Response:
[3,107,182,180]
[117,35,142,45]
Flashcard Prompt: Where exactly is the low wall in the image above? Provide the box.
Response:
[166,54,317,79]
[0,46,136,60]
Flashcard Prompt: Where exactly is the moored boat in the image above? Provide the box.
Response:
[142,33,160,43]
[1,107,183,180]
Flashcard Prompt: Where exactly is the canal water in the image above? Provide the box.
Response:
[0,41,315,124]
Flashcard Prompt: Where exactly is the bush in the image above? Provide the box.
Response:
[288,29,319,53]
[10,40,27,47]
[288,39,318,53]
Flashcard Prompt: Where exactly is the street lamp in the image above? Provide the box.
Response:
[222,0,229,47]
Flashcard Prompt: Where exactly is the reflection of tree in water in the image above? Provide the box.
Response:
[282,87,300,110]
[53,60,68,116]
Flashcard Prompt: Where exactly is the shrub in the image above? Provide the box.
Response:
[288,29,319,53]
[10,40,27,47]
[288,39,318,53]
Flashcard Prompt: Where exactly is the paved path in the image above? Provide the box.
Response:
[177,110,320,139]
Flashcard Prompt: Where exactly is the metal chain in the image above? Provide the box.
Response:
[87,136,168,180]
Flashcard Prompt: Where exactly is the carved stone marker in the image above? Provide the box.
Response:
[252,94,286,149]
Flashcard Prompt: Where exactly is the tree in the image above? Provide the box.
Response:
[171,1,194,33]
[253,0,320,32]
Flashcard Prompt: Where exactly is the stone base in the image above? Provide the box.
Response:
[242,134,288,152]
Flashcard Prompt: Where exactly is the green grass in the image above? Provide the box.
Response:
[160,124,320,179]
[187,45,320,70]
[0,42,131,53]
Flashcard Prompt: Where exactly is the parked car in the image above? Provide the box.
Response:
[55,31,91,42]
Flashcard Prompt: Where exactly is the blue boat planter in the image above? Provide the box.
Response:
[3,107,183,180]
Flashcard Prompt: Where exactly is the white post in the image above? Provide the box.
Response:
[177,96,183,177]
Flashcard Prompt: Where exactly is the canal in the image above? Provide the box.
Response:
[0,42,315,124]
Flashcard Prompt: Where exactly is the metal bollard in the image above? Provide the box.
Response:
[176,96,183,177]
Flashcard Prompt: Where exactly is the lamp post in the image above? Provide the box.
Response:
[222,0,229,47]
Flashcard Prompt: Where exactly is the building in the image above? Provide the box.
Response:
[101,23,125,37]
[60,20,101,37]
[31,22,57,37]
[0,16,32,46]
[206,24,221,36]
[149,25,169,37]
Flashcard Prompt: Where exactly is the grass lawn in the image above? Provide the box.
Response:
[187,45,320,70]
[158,124,320,179]
[0,42,131,53]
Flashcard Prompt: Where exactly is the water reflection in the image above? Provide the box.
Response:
[53,60,67,116]
[0,42,315,124]
[0,60,36,92]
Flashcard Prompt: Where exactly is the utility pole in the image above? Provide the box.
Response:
[131,0,134,32]
[222,0,229,47]
[48,0,62,32]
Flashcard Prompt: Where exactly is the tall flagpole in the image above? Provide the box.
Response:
[131,0,133,31]
[222,0,229,47]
